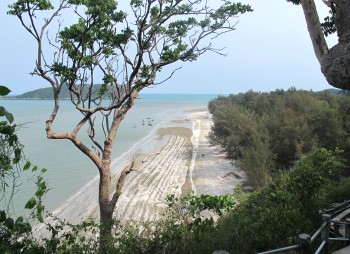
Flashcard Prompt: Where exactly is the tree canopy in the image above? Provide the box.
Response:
[209,89,350,187]
[8,0,252,248]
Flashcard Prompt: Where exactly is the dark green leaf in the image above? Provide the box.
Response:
[0,106,6,116]
[24,197,36,209]
[5,112,14,123]
[15,216,24,224]
[0,125,15,135]
[0,210,6,222]
[37,213,44,223]
[35,189,46,197]
[5,218,15,230]
[23,161,31,171]
[32,165,38,172]
[37,203,44,214]
[13,148,22,164]
[0,86,11,96]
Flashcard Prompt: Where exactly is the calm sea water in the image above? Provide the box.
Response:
[1,94,217,216]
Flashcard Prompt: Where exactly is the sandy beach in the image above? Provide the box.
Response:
[33,108,246,237]
[113,109,246,222]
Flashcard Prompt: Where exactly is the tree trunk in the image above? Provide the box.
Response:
[99,162,114,253]
[299,0,350,91]
[321,0,350,91]
[299,0,329,63]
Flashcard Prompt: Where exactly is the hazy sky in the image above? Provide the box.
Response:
[0,0,338,95]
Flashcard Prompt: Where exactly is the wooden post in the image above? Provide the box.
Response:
[345,218,350,246]
[321,214,331,254]
[334,221,340,236]
[299,234,311,254]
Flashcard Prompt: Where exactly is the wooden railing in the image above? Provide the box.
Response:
[257,200,350,254]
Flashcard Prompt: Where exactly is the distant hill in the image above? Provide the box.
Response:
[15,85,102,99]
[320,88,341,94]
[16,87,60,99]
[320,88,350,96]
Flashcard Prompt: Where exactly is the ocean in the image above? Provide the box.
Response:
[0,94,217,218]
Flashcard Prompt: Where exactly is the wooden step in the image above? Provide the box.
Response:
[332,209,350,223]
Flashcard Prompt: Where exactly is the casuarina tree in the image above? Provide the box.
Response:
[287,0,350,91]
[8,0,252,249]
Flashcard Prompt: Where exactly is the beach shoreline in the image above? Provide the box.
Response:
[111,109,246,223]
[43,107,246,225]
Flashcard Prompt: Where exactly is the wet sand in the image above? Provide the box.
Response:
[113,109,246,223]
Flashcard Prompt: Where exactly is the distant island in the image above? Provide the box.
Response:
[17,87,62,99]
[7,85,103,99]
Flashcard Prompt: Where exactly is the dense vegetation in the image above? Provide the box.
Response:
[209,88,350,187]
[1,147,344,253]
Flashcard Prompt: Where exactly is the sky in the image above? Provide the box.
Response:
[0,0,338,95]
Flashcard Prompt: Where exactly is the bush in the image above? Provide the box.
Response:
[213,149,342,253]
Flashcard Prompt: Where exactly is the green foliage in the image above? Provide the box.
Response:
[0,106,14,125]
[0,86,11,96]
[214,149,342,253]
[326,177,350,203]
[0,149,343,253]
[209,89,350,188]
[0,192,234,253]
[113,193,236,254]
[276,148,342,210]
[0,210,33,253]
[0,90,22,208]
[322,12,337,37]
[167,192,235,217]
[97,84,108,97]
[8,0,54,16]
[0,85,49,252]
[20,161,48,223]
[106,150,342,253]
[38,218,100,253]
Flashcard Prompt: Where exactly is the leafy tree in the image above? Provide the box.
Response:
[286,0,350,91]
[0,85,48,253]
[0,86,19,213]
[209,89,350,188]
[8,0,252,248]
[214,148,342,253]
[209,95,275,187]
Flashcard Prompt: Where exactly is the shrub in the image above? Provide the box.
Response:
[214,148,342,253]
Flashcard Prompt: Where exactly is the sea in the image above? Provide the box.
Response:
[0,94,217,219]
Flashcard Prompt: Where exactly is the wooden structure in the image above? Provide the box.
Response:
[257,200,350,254]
